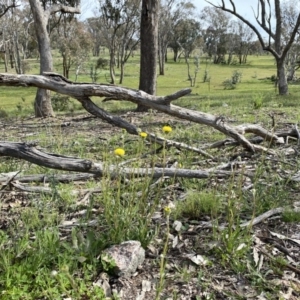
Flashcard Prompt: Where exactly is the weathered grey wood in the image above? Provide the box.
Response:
[0,73,282,152]
[0,141,243,179]
[0,173,97,184]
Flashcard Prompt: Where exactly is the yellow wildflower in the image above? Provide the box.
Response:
[114,148,125,157]
[162,125,172,133]
[139,132,148,138]
[164,206,171,215]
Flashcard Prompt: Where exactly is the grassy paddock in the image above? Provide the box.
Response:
[1,52,300,299]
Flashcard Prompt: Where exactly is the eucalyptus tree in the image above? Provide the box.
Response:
[116,0,140,84]
[54,18,92,79]
[0,2,32,73]
[205,0,300,95]
[97,0,140,84]
[231,20,254,64]
[200,6,231,64]
[169,18,202,61]
[158,0,196,73]
[85,17,103,56]
[28,0,80,117]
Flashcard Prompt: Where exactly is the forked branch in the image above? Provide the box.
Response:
[0,73,282,153]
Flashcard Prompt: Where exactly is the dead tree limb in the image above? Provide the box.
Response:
[0,172,97,184]
[0,142,248,179]
[0,73,282,153]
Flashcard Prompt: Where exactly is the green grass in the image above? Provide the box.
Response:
[1,51,300,298]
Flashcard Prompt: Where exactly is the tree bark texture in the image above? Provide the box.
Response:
[276,58,288,95]
[28,0,80,117]
[29,0,55,117]
[138,0,159,111]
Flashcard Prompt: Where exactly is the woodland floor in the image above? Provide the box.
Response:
[1,111,300,300]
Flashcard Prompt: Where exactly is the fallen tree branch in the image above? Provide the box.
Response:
[0,172,97,184]
[0,141,248,179]
[0,73,282,153]
[241,207,300,228]
[198,206,300,231]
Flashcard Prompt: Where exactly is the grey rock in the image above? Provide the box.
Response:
[93,272,112,297]
[101,240,145,278]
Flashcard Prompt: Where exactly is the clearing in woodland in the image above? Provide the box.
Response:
[1,54,300,299]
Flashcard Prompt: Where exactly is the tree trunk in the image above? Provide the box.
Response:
[173,49,179,62]
[3,49,8,72]
[29,0,54,117]
[109,49,116,84]
[34,88,53,116]
[137,0,159,112]
[158,44,165,76]
[276,58,288,95]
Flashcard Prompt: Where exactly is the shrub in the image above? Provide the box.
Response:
[223,70,242,89]
[51,93,73,112]
[223,79,236,90]
[96,58,109,70]
[231,70,242,84]
[0,109,8,118]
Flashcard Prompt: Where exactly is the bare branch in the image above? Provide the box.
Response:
[0,2,18,18]
[48,4,81,15]
[205,0,279,58]
[0,73,282,153]
[282,12,300,59]
[0,142,237,180]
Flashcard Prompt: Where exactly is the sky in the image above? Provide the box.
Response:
[80,0,261,22]
[195,0,263,23]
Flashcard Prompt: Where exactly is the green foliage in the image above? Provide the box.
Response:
[96,57,109,70]
[282,210,300,222]
[101,254,117,273]
[222,78,237,90]
[203,69,210,83]
[174,191,222,219]
[252,93,264,109]
[270,74,277,82]
[231,70,243,84]
[90,65,99,83]
[51,93,74,112]
[0,108,8,118]
[223,70,243,89]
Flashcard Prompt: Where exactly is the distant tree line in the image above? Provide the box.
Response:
[0,0,300,115]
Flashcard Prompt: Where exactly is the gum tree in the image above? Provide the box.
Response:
[29,0,80,117]
[205,0,300,95]
[137,0,159,111]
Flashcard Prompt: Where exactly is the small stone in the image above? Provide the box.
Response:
[173,220,182,231]
[101,240,145,278]
[142,280,152,292]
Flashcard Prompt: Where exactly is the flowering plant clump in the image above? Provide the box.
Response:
[114,148,125,157]
[139,132,148,138]
[162,125,172,133]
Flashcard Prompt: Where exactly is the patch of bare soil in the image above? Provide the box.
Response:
[1,113,300,299]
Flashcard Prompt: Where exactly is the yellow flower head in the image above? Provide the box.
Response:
[162,125,172,133]
[114,148,125,157]
[139,132,148,138]
[164,206,171,215]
